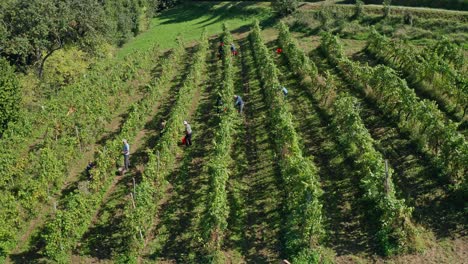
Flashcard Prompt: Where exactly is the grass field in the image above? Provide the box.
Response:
[4,1,467,264]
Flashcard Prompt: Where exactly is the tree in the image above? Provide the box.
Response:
[272,0,298,17]
[0,0,106,77]
[0,59,20,136]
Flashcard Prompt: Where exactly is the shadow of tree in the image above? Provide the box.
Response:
[158,2,268,28]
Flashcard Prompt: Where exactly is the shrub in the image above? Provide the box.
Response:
[0,59,20,136]
[272,0,299,16]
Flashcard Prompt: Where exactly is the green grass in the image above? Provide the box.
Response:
[118,2,271,58]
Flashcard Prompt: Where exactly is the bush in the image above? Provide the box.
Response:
[42,47,91,95]
[272,0,299,16]
[0,59,20,136]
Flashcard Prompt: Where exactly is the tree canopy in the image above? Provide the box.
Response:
[0,0,177,76]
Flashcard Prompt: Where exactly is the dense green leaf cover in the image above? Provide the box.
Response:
[367,30,467,121]
[250,20,325,263]
[116,32,208,263]
[279,22,421,256]
[0,59,20,136]
[322,32,467,191]
[201,25,237,262]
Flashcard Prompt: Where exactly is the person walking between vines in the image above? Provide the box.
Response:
[184,120,192,146]
[122,139,130,171]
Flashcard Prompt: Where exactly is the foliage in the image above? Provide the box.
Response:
[323,31,467,190]
[0,46,160,260]
[280,22,421,256]
[383,0,392,18]
[0,59,20,136]
[0,0,168,75]
[201,24,237,257]
[115,35,191,262]
[272,0,299,16]
[0,0,107,76]
[331,96,419,256]
[359,0,468,11]
[367,30,467,123]
[42,47,91,95]
[250,20,325,261]
[39,45,165,260]
[117,32,207,262]
[316,2,334,31]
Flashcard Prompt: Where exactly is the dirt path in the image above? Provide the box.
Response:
[226,38,283,263]
[141,44,219,263]
[270,43,373,256]
[73,49,196,261]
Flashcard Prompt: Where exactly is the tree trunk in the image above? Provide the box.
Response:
[38,45,62,79]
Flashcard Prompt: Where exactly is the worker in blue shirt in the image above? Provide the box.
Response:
[234,95,244,114]
[281,86,288,97]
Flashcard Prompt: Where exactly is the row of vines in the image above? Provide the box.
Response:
[366,30,467,121]
[200,24,237,262]
[115,31,208,263]
[321,32,467,188]
[278,22,421,255]
[249,20,327,262]
[39,41,188,262]
[0,48,160,261]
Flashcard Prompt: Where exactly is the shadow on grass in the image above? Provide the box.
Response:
[158,2,269,28]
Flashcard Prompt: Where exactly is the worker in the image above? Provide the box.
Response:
[85,161,95,179]
[230,43,237,56]
[160,120,167,137]
[234,95,244,114]
[218,42,224,60]
[122,139,130,171]
[183,120,192,146]
[281,86,288,97]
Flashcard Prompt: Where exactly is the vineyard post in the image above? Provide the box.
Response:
[133,177,136,199]
[75,125,83,152]
[130,193,144,240]
[130,193,136,208]
[157,150,160,174]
